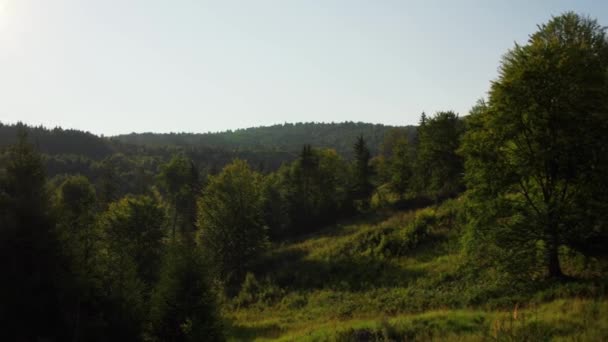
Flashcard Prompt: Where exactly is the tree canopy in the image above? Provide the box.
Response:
[461,12,608,278]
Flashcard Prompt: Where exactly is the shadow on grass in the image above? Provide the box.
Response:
[224,320,283,341]
[253,247,427,292]
[276,209,399,245]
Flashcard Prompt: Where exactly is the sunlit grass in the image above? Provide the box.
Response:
[224,198,608,340]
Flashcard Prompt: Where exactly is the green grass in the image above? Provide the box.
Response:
[227,299,608,341]
[222,198,608,341]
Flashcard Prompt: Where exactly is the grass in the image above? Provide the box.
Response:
[222,198,608,341]
[226,299,608,341]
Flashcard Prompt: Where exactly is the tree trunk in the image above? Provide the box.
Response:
[546,222,563,279]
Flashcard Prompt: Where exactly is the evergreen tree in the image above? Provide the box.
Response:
[415,111,464,199]
[352,135,373,209]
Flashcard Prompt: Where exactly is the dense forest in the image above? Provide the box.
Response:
[113,122,412,157]
[1,12,608,341]
[0,121,410,202]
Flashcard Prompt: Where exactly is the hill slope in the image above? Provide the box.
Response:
[223,198,608,341]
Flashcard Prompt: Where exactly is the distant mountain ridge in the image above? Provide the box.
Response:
[111,122,416,157]
[0,122,114,159]
[1,121,415,159]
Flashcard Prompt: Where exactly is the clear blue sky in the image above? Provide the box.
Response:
[0,0,606,135]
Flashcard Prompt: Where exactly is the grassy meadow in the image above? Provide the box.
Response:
[222,198,608,341]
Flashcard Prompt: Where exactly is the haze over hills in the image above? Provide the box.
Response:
[112,122,416,157]
[0,121,415,159]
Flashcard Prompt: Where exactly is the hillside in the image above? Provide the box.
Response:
[0,122,115,159]
[112,122,416,157]
[224,199,608,340]
[1,122,409,198]
[0,121,413,177]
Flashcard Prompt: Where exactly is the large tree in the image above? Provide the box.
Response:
[461,13,608,278]
[197,159,267,288]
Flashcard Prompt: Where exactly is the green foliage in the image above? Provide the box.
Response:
[55,176,99,274]
[149,242,223,342]
[280,146,353,234]
[386,136,414,200]
[198,159,268,289]
[0,121,113,158]
[158,154,200,239]
[0,129,68,340]
[113,122,412,158]
[400,209,434,251]
[461,12,608,278]
[235,273,285,308]
[99,195,167,286]
[91,195,167,340]
[415,111,465,198]
[53,175,105,340]
[352,135,374,209]
[261,172,291,240]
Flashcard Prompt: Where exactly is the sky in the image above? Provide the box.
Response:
[0,1,606,136]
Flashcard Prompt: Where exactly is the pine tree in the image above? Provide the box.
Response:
[352,135,373,209]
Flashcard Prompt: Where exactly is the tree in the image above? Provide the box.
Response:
[94,194,167,339]
[54,175,101,341]
[352,136,373,209]
[0,129,67,340]
[150,157,222,341]
[461,13,608,278]
[55,175,98,276]
[281,146,352,234]
[148,243,223,342]
[197,159,267,289]
[415,111,464,199]
[387,136,414,200]
[261,172,291,240]
[158,155,200,241]
[99,195,167,287]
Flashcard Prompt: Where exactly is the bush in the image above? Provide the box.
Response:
[401,209,435,251]
[235,273,285,307]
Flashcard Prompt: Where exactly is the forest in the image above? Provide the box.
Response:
[1,12,608,341]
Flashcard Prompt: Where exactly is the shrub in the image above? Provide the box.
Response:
[401,209,435,251]
[235,273,285,307]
